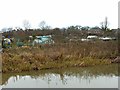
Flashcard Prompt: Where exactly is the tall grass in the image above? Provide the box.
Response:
[2,41,118,73]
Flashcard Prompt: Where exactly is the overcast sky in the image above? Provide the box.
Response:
[0,0,119,30]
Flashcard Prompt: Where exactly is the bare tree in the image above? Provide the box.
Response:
[15,27,22,31]
[8,27,13,32]
[23,20,31,30]
[100,17,109,31]
[45,25,52,30]
[38,21,46,30]
[104,17,108,30]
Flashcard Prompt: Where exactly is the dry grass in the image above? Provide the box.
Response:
[2,41,118,73]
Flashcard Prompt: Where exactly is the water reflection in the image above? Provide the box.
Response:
[1,64,119,88]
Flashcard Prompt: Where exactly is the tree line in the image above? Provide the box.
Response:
[1,17,118,43]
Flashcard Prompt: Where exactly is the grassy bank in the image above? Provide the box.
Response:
[2,41,118,73]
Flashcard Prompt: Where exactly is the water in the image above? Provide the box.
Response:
[1,64,119,88]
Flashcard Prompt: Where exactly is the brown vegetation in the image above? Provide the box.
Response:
[2,41,118,73]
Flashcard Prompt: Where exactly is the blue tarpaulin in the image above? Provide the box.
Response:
[33,35,54,45]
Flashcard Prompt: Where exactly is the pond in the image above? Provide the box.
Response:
[1,64,119,88]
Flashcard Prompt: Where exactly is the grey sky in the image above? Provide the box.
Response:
[0,0,119,30]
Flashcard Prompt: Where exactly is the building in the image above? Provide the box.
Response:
[88,28,103,35]
[33,35,54,46]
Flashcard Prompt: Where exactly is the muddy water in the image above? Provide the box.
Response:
[1,64,119,88]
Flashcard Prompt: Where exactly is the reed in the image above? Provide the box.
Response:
[2,41,118,73]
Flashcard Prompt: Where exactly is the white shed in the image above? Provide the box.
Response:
[87,35,98,39]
